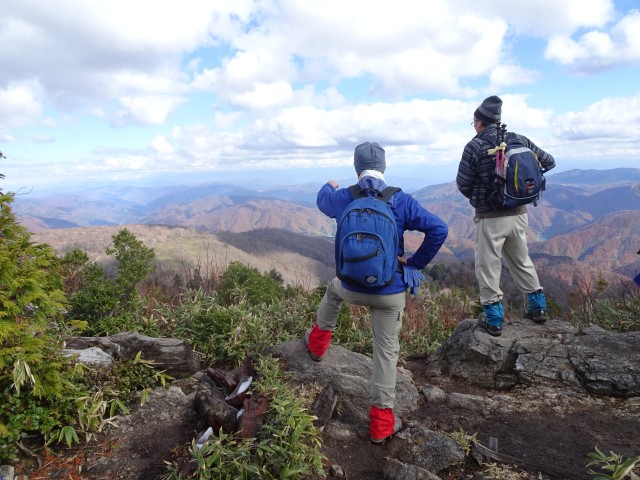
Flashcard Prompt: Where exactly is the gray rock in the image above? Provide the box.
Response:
[62,346,114,367]
[85,385,198,479]
[446,392,488,417]
[329,464,346,478]
[382,458,442,480]
[311,384,339,428]
[385,424,465,473]
[270,339,420,426]
[65,332,200,379]
[323,420,361,441]
[0,465,15,480]
[422,385,447,403]
[427,318,640,397]
[569,330,640,397]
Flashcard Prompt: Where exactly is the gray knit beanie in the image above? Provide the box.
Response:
[474,95,502,124]
[354,142,386,174]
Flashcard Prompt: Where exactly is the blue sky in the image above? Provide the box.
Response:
[1,0,640,194]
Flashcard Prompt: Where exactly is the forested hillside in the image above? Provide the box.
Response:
[15,167,640,313]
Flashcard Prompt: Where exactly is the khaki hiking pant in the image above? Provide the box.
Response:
[475,213,542,306]
[316,277,405,409]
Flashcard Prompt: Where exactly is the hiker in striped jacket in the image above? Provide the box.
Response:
[456,95,555,337]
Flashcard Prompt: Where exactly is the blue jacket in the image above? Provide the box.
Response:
[317,176,448,294]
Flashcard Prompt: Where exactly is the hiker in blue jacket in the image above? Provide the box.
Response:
[456,95,556,337]
[304,142,448,444]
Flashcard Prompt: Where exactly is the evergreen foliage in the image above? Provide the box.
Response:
[64,228,156,335]
[218,261,286,306]
[0,168,93,462]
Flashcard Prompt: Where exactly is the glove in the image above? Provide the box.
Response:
[402,265,425,295]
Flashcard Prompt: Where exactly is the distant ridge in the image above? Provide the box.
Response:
[14,168,640,301]
[547,167,640,185]
[19,216,81,231]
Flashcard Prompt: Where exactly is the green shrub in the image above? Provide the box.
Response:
[587,447,640,479]
[0,364,83,462]
[66,260,120,321]
[109,352,171,406]
[0,191,67,324]
[169,291,255,365]
[568,276,640,332]
[218,262,285,307]
[401,285,475,354]
[167,288,314,366]
[0,186,94,462]
[63,229,156,335]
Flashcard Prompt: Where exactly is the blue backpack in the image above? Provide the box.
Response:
[335,185,401,288]
[486,124,546,210]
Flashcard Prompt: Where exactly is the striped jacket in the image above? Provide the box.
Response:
[456,124,556,215]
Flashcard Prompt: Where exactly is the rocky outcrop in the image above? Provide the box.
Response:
[270,339,420,425]
[427,318,640,397]
[64,331,201,379]
[44,320,639,479]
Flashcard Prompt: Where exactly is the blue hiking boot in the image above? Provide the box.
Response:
[525,290,547,324]
[478,301,504,337]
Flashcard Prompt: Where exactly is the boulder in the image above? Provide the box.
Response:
[385,424,465,473]
[270,339,420,427]
[65,332,201,379]
[62,346,114,368]
[427,318,640,397]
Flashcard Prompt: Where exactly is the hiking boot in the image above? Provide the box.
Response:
[369,406,402,444]
[525,290,547,324]
[303,328,323,362]
[478,302,504,337]
[371,416,402,444]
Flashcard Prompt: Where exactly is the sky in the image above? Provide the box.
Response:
[1,0,640,194]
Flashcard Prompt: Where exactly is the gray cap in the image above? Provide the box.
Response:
[354,142,386,174]
[474,95,502,124]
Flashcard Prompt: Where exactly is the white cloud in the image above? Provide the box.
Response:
[465,0,613,36]
[3,0,622,121]
[92,155,151,171]
[30,134,55,143]
[212,111,244,130]
[198,0,511,103]
[163,99,489,170]
[488,65,540,90]
[231,82,295,111]
[2,0,640,191]
[0,81,43,129]
[554,92,640,140]
[149,135,175,155]
[544,10,640,71]
[1,0,221,119]
[148,95,563,175]
[113,95,186,126]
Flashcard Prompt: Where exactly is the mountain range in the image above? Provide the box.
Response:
[13,167,640,304]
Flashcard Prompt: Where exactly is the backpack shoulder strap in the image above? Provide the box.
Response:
[380,186,401,202]
[347,184,364,199]
[348,184,401,202]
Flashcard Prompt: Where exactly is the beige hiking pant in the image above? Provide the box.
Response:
[316,277,405,409]
[475,213,542,306]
